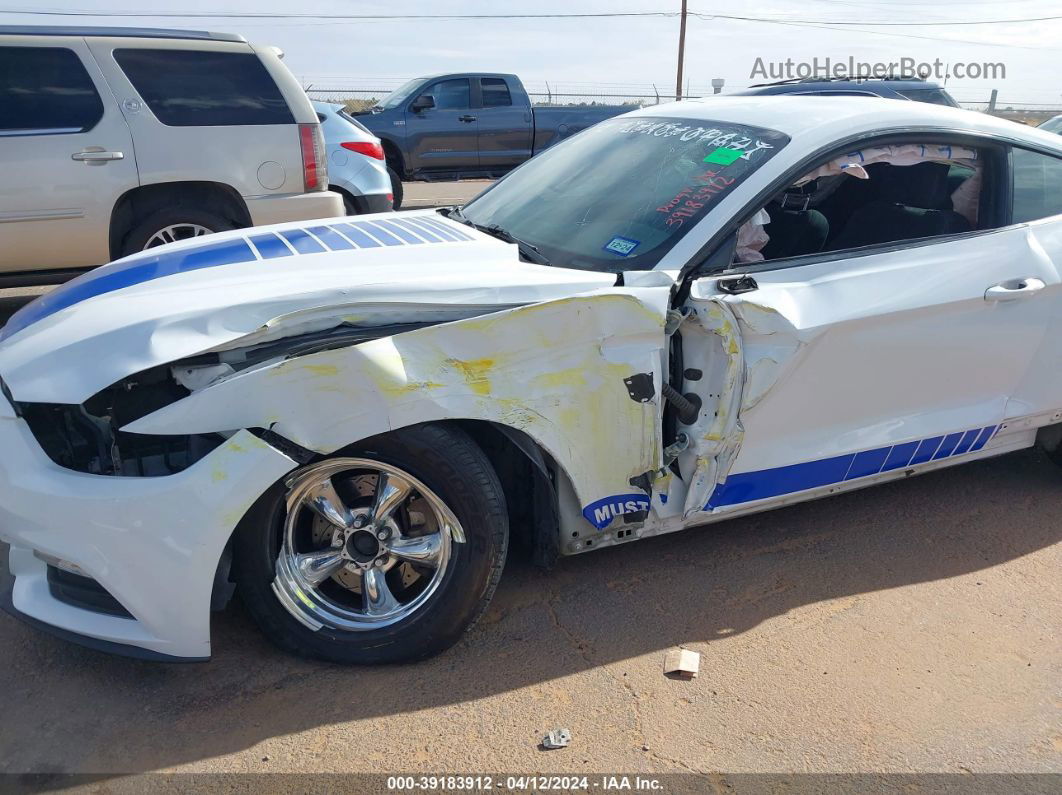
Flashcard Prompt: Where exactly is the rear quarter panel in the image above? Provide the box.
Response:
[86,37,308,198]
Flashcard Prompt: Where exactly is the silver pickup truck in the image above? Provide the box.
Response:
[353,72,637,183]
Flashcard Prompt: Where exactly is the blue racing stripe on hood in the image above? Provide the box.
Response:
[0,217,477,340]
[1,239,255,341]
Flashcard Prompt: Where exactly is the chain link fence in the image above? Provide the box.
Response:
[306,88,686,112]
[306,88,1060,125]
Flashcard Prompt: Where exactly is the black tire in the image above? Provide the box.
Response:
[233,423,508,664]
[341,191,358,216]
[119,207,236,257]
[387,166,404,210]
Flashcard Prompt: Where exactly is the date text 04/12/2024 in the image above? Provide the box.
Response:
[386,774,665,791]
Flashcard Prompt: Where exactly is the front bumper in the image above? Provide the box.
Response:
[244,190,345,227]
[0,406,295,660]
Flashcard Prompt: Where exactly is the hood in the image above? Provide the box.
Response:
[0,211,615,404]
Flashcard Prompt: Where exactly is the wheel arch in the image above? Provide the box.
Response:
[379,136,406,177]
[216,417,570,614]
[109,181,252,260]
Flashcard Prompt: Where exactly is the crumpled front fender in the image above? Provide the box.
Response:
[127,289,672,523]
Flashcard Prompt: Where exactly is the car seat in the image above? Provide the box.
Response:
[761,187,830,260]
[826,162,971,251]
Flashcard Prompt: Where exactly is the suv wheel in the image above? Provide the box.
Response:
[234,423,508,664]
[120,208,236,256]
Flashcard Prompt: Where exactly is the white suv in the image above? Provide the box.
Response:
[0,26,344,281]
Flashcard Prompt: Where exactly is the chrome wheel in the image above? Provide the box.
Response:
[273,458,465,632]
[143,223,213,249]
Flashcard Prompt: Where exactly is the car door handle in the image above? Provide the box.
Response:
[458,115,477,123]
[71,150,124,163]
[984,278,1046,302]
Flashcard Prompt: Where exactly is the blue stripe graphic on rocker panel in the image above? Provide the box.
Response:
[0,239,256,340]
[582,493,652,530]
[705,425,999,510]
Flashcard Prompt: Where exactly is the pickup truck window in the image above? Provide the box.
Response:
[461,116,789,272]
[430,78,471,110]
[481,78,513,108]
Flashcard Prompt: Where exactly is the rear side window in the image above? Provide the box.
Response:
[113,49,294,126]
[481,78,512,108]
[0,46,103,134]
[1012,148,1062,223]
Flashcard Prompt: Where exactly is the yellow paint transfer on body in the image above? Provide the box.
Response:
[445,358,495,396]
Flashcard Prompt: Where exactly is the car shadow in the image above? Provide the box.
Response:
[1,448,1059,775]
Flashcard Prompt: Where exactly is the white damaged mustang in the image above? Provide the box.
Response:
[3,97,1062,663]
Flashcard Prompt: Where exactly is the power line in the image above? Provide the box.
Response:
[697,14,1055,50]
[695,11,1062,27]
[4,7,1062,26]
[0,9,680,20]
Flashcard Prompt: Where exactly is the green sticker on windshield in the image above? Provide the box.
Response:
[704,148,743,166]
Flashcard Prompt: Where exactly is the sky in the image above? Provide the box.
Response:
[2,1,1060,107]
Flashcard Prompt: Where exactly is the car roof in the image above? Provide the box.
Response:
[622,96,1062,153]
[0,25,245,43]
[747,77,944,90]
[413,72,520,82]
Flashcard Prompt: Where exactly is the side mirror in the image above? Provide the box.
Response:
[411,95,435,113]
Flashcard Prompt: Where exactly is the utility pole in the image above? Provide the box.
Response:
[675,0,688,100]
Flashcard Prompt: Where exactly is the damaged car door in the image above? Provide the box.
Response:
[677,136,1059,516]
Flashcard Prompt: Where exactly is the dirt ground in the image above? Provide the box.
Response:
[0,181,1058,783]
[1,448,1059,779]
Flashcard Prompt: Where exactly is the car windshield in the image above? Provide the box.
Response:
[895,87,959,108]
[376,78,427,110]
[1039,116,1062,134]
[460,116,789,272]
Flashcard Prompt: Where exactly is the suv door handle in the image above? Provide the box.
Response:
[458,115,477,123]
[71,150,124,164]
[985,277,1045,302]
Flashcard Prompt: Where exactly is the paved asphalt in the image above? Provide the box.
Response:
[0,180,1058,783]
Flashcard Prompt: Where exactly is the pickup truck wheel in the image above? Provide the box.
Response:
[120,208,236,256]
[388,166,404,210]
[234,423,508,664]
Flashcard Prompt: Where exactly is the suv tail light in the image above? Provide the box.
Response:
[299,123,326,191]
[340,141,385,160]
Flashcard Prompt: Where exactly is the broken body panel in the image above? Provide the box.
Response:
[3,97,1062,659]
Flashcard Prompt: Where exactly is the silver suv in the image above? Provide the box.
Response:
[0,26,344,281]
